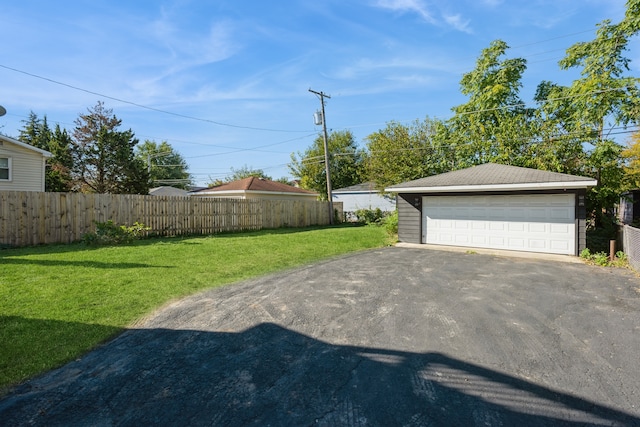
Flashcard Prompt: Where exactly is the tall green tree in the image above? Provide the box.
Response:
[289,130,365,199]
[71,101,149,194]
[446,39,537,168]
[136,140,192,189]
[365,117,451,191]
[539,0,640,227]
[18,112,73,192]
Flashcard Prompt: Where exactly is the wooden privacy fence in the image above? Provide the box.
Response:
[0,191,340,247]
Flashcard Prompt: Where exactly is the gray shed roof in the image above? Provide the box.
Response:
[385,163,597,193]
[333,182,378,193]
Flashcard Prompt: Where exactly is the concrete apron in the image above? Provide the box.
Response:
[395,242,584,264]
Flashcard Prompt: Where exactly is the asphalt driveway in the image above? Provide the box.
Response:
[1,247,639,426]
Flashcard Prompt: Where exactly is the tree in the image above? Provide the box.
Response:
[136,140,192,189]
[206,165,272,187]
[46,125,74,192]
[227,165,272,181]
[540,0,640,228]
[71,101,149,194]
[289,130,365,199]
[365,117,451,191]
[18,112,73,192]
[622,131,640,189]
[446,39,537,169]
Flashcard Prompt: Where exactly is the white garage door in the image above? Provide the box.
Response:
[422,194,576,255]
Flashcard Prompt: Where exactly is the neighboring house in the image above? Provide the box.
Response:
[332,182,395,219]
[149,186,191,197]
[618,190,640,225]
[190,177,319,201]
[0,134,53,192]
[386,163,597,256]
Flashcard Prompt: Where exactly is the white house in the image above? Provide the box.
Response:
[0,135,53,192]
[190,177,319,201]
[332,182,395,218]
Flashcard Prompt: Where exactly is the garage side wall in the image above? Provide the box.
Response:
[397,194,422,244]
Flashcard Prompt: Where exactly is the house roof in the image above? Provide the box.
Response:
[0,134,53,158]
[192,177,317,195]
[385,163,597,193]
[333,182,379,193]
[149,186,190,197]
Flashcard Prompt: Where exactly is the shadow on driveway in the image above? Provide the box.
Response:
[1,321,638,426]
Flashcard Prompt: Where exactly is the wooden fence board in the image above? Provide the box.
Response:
[0,191,339,247]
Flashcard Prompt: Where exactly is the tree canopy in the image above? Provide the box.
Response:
[365,117,451,191]
[18,112,73,192]
[71,101,149,194]
[136,140,191,190]
[289,130,365,199]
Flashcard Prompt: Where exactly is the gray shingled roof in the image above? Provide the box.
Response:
[333,182,378,192]
[386,163,596,191]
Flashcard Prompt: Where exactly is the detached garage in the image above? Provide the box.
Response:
[385,163,597,256]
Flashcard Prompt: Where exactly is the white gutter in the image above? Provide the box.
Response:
[385,180,597,193]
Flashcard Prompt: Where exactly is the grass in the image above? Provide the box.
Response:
[0,224,390,392]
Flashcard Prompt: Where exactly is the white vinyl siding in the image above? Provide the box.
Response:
[332,192,395,213]
[0,143,46,192]
[422,194,576,255]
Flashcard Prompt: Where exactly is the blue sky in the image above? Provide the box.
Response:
[1,0,636,186]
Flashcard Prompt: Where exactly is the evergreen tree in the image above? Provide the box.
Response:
[71,101,149,194]
[18,112,73,192]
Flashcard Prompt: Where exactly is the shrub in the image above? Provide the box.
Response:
[383,210,398,235]
[580,247,628,268]
[82,220,150,245]
[355,208,385,225]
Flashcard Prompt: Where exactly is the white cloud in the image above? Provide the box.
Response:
[374,0,437,24]
[443,14,472,34]
[373,0,474,33]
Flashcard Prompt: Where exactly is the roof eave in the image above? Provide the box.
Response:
[0,134,53,158]
[332,190,377,195]
[385,180,598,193]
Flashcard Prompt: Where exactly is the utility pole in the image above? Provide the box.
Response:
[309,88,334,225]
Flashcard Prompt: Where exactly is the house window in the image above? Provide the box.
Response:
[0,157,10,180]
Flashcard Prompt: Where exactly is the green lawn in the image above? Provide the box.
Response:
[0,225,390,392]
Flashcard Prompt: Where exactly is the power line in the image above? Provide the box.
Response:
[0,63,312,133]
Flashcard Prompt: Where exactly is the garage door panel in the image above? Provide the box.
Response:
[528,239,547,250]
[489,236,506,246]
[550,223,571,234]
[529,223,546,233]
[471,221,486,230]
[423,194,575,255]
[508,222,525,232]
[529,208,547,220]
[551,240,571,251]
[471,235,487,244]
[508,238,526,249]
[549,208,572,220]
[489,222,505,231]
